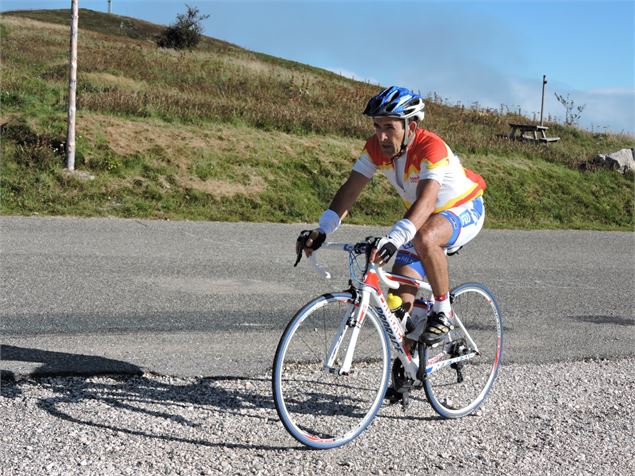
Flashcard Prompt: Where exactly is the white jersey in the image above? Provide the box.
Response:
[352,128,486,212]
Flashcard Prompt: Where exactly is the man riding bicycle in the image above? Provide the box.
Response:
[297,85,486,346]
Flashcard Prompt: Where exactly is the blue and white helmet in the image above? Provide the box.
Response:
[363,86,425,122]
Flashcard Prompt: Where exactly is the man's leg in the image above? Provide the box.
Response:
[411,214,453,299]
[409,214,455,344]
[417,197,485,303]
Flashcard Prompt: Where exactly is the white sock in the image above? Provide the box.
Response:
[432,293,452,315]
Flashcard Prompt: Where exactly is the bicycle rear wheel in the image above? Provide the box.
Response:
[422,283,503,418]
[272,292,391,449]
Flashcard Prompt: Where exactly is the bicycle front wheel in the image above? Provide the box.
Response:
[272,292,391,449]
[422,283,503,418]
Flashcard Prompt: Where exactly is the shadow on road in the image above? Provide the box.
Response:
[0,344,143,376]
[569,315,634,326]
[0,345,299,451]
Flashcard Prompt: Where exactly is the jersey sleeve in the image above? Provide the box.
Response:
[417,137,451,185]
[352,152,377,179]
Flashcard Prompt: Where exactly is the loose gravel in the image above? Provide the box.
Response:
[1,358,633,475]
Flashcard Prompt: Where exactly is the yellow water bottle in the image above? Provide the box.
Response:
[388,293,414,331]
[387,293,406,319]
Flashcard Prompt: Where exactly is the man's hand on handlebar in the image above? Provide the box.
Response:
[370,236,398,266]
[294,229,326,266]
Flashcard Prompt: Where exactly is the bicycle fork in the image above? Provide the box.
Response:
[323,291,372,375]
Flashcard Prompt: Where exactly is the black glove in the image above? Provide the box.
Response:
[294,229,326,266]
[375,237,398,265]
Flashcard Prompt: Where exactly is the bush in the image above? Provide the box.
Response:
[2,120,66,169]
[156,5,210,50]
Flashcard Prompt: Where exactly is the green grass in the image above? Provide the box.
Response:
[466,154,633,229]
[0,9,633,230]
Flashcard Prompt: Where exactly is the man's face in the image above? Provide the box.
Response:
[373,117,406,158]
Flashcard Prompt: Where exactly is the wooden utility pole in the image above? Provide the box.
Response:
[66,0,79,171]
[540,75,547,126]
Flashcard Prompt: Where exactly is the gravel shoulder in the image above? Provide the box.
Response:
[2,357,633,475]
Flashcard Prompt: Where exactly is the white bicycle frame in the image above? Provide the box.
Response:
[310,243,480,383]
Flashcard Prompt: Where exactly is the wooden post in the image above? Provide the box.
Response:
[66,0,79,171]
[540,75,547,126]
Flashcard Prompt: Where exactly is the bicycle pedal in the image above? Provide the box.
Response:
[384,387,403,405]
[400,392,411,412]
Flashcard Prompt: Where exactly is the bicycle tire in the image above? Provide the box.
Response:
[272,292,391,449]
[422,283,503,418]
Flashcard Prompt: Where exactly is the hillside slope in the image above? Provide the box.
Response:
[1,9,633,230]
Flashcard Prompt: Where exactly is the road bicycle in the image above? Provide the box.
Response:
[272,238,503,449]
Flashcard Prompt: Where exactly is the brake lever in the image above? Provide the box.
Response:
[363,236,381,263]
[293,248,303,267]
[294,232,310,267]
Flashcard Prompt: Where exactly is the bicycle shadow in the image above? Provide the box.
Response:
[0,345,300,451]
[568,315,634,326]
[1,344,143,377]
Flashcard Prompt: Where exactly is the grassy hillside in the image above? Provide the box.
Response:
[1,9,633,230]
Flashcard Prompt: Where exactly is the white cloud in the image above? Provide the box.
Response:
[574,89,635,135]
[409,71,635,136]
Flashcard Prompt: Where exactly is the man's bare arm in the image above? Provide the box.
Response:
[301,171,370,256]
[327,171,371,219]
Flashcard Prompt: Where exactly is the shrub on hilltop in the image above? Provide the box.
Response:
[156,5,209,50]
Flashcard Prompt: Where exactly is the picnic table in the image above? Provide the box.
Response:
[509,123,560,143]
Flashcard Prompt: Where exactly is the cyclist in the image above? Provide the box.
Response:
[297,85,486,346]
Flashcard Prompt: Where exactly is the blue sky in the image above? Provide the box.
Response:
[3,0,634,135]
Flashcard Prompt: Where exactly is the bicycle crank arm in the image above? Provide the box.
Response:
[322,366,353,376]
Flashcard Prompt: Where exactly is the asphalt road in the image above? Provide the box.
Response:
[1,216,633,377]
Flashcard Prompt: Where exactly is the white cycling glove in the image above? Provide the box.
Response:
[376,219,417,264]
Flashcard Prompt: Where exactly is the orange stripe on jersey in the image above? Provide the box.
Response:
[465,167,487,191]
[363,136,391,166]
[411,130,451,170]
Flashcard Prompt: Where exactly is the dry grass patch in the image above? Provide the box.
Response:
[183,175,267,198]
[0,15,68,35]
[82,72,147,93]
[224,56,316,83]
[77,113,215,155]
